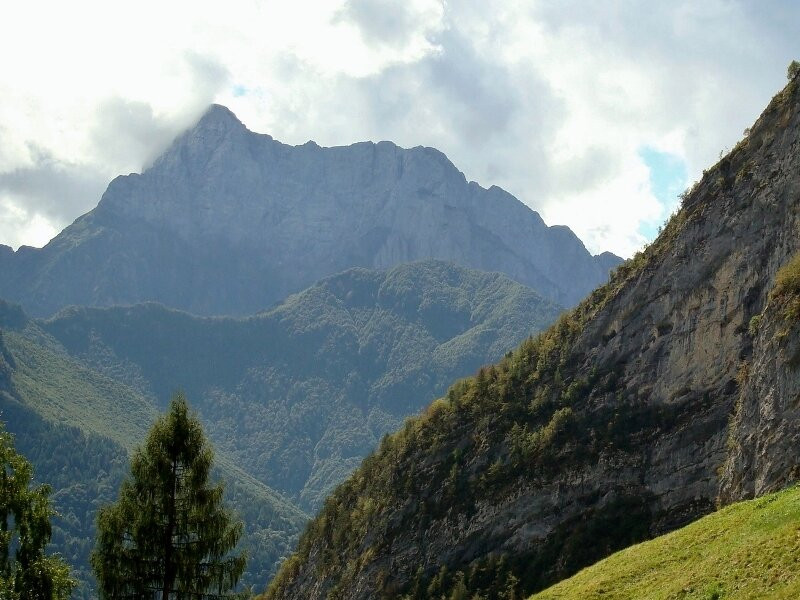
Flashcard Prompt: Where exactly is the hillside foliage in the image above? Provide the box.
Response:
[0,423,75,599]
[265,259,678,599]
[0,260,560,597]
[0,319,305,597]
[39,260,561,511]
[263,73,800,596]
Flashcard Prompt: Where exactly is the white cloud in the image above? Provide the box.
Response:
[0,0,798,256]
[0,194,58,249]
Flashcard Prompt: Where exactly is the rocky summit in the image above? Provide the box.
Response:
[0,105,619,317]
[262,76,800,599]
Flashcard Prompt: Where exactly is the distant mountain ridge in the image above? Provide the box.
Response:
[37,260,562,510]
[0,104,619,317]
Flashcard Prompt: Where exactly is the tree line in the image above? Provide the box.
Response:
[1,393,247,599]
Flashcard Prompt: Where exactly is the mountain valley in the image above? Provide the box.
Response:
[0,259,562,596]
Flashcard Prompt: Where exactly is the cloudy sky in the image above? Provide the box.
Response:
[1,0,798,257]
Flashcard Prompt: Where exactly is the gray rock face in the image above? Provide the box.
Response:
[0,105,619,317]
[264,79,800,599]
[719,289,800,502]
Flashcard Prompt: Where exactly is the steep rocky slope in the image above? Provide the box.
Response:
[37,260,561,511]
[0,106,618,317]
[264,77,800,600]
[719,253,800,502]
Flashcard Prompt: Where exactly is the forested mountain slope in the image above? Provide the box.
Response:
[38,260,561,510]
[264,76,800,600]
[0,104,619,317]
[0,259,560,596]
[0,308,306,598]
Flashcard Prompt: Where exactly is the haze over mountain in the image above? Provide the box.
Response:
[264,75,800,600]
[0,104,619,318]
[0,259,561,595]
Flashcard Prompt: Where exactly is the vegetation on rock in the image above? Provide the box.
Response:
[0,260,559,596]
[39,260,561,511]
[770,252,800,320]
[788,59,800,80]
[263,76,800,600]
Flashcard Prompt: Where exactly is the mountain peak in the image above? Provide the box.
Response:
[145,104,251,174]
[0,104,622,316]
[195,103,246,132]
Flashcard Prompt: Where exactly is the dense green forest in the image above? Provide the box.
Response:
[39,260,561,510]
[0,399,129,598]
[0,260,560,596]
[0,321,306,598]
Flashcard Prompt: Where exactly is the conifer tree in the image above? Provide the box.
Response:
[0,424,74,599]
[91,393,246,599]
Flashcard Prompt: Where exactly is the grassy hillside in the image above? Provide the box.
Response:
[531,485,800,600]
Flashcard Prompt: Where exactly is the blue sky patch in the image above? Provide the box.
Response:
[638,146,688,240]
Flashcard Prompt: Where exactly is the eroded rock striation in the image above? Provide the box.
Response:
[264,77,800,599]
[0,106,618,317]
